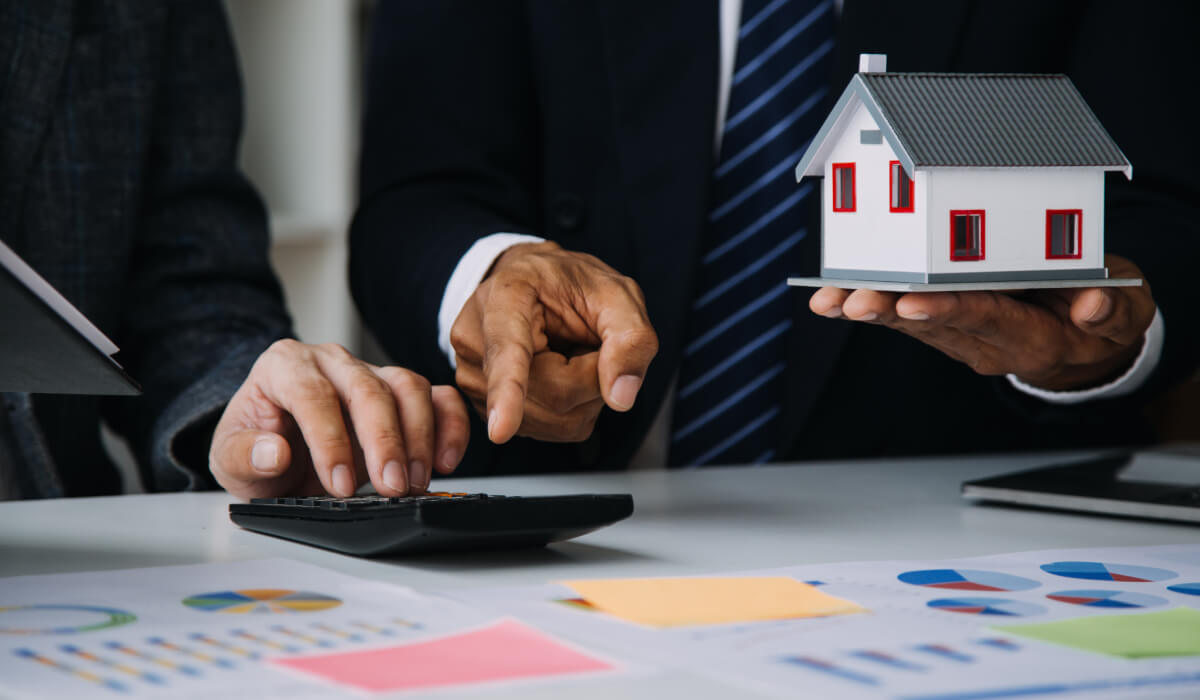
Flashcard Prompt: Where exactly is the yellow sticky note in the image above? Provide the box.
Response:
[560,576,866,628]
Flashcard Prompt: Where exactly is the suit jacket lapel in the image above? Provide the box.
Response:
[0,0,74,238]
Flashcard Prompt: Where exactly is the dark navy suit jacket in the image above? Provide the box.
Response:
[0,0,291,496]
[352,1,1199,476]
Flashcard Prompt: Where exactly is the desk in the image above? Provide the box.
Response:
[2,452,1196,698]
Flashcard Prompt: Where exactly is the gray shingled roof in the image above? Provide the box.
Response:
[795,72,1132,181]
[860,73,1129,169]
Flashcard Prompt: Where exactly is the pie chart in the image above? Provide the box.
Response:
[182,590,341,614]
[1167,583,1200,597]
[926,598,1045,616]
[1040,562,1177,583]
[898,569,1040,592]
[1046,589,1167,609]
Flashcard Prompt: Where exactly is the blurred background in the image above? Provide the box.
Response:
[224,0,375,358]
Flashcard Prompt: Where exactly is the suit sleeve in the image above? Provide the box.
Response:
[349,0,543,385]
[102,1,292,492]
[1067,0,1200,397]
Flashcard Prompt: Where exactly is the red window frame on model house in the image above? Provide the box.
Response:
[889,161,914,212]
[1046,209,1083,259]
[832,163,856,212]
[950,210,985,261]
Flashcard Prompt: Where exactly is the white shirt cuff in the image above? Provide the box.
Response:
[437,233,546,368]
[1007,307,1165,404]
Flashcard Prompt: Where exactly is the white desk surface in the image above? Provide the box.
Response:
[1,451,1196,699]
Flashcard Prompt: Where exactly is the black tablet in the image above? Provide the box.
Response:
[962,448,1200,524]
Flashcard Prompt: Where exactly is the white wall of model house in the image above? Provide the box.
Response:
[819,102,1104,280]
[925,168,1103,277]
[821,103,929,276]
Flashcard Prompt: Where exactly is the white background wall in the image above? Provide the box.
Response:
[223,0,368,352]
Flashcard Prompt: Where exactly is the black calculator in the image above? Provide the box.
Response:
[229,492,634,556]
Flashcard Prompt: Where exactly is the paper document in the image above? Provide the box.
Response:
[0,560,618,699]
[996,607,1200,659]
[561,576,865,627]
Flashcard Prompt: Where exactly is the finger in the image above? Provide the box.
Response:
[449,299,485,366]
[373,366,436,493]
[210,428,294,495]
[1069,287,1148,346]
[255,343,360,497]
[840,289,901,322]
[309,344,411,497]
[895,291,1033,342]
[457,358,605,442]
[809,287,850,318]
[481,280,539,443]
[431,385,470,475]
[526,351,602,413]
[588,278,658,412]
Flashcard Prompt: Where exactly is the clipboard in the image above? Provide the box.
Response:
[0,240,140,395]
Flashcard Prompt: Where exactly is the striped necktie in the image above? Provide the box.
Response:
[669,0,834,467]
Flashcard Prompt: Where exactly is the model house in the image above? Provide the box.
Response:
[792,54,1133,287]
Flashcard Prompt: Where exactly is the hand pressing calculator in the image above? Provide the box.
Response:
[229,492,634,556]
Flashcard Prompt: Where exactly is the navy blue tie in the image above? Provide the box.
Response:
[670,0,834,466]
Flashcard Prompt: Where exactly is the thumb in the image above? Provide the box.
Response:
[210,428,293,487]
[597,320,659,412]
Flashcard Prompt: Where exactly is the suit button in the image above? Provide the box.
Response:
[552,194,586,232]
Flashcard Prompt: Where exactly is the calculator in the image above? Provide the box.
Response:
[229,492,634,556]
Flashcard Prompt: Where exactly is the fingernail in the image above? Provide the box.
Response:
[855,311,879,321]
[820,306,843,318]
[487,409,498,441]
[409,461,428,491]
[1085,294,1113,323]
[441,448,461,471]
[611,375,641,410]
[251,438,279,473]
[383,461,406,493]
[899,310,930,321]
[331,464,354,497]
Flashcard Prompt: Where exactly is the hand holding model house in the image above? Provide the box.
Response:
[794,55,1153,392]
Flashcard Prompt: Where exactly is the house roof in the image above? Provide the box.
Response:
[795,73,1132,181]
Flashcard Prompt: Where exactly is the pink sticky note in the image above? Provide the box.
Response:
[271,619,614,693]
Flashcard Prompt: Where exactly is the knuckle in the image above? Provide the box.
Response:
[294,375,337,403]
[317,342,353,361]
[347,371,391,403]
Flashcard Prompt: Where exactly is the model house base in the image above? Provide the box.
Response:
[787,276,1141,293]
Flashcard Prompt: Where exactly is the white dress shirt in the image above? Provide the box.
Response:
[434,0,1165,467]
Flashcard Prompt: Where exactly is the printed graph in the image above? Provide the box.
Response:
[1045,589,1167,609]
[0,605,137,635]
[1039,561,1177,583]
[898,569,1040,592]
[926,598,1045,616]
[1167,582,1200,596]
[181,590,341,614]
[11,618,424,694]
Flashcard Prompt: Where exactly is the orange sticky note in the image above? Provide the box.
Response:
[271,619,613,692]
[561,576,866,628]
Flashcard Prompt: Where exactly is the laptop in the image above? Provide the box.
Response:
[962,446,1200,524]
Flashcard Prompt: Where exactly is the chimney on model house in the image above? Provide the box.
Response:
[859,53,887,73]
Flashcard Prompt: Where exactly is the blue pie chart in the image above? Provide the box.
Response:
[898,569,1040,592]
[1046,589,1167,609]
[1167,582,1200,597]
[1040,561,1177,583]
[927,598,1045,617]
